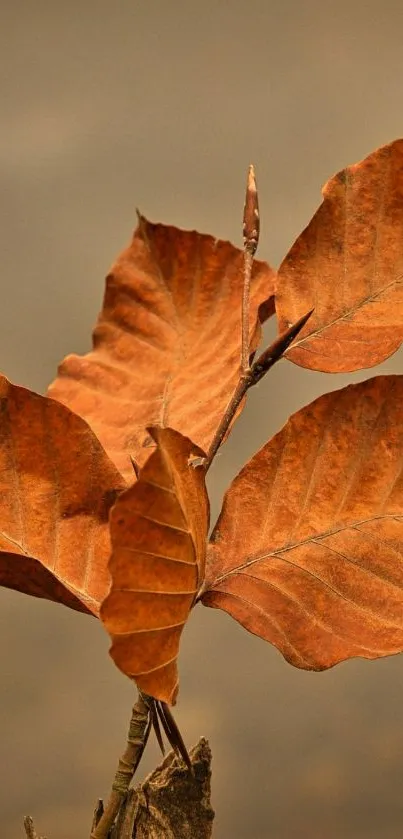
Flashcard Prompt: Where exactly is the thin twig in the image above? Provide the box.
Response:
[201,165,313,471]
[202,374,250,470]
[241,250,254,372]
[241,165,260,372]
[91,800,104,833]
[203,309,313,470]
[90,691,151,839]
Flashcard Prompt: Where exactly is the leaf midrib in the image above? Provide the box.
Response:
[207,512,403,587]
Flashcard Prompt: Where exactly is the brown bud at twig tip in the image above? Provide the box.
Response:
[243,164,260,256]
[251,308,314,385]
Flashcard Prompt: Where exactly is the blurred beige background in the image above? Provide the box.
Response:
[1,1,403,837]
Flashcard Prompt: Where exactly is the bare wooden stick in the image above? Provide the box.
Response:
[241,165,260,372]
[90,691,151,839]
[203,309,313,470]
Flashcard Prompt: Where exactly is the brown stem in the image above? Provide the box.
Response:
[203,309,314,471]
[90,691,151,839]
[203,374,250,470]
[204,163,264,469]
[241,249,253,372]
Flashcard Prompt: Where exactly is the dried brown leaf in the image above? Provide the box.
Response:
[276,139,403,372]
[48,218,275,479]
[0,375,126,614]
[100,427,209,703]
[202,376,403,669]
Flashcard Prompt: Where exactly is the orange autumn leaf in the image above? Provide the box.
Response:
[276,139,403,372]
[100,427,209,704]
[48,218,275,480]
[0,375,126,614]
[202,376,403,669]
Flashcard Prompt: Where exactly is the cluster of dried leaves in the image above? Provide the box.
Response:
[2,139,403,710]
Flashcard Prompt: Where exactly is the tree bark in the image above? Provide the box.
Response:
[112,738,214,839]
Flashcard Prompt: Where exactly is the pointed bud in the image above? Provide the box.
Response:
[243,164,260,256]
[251,309,314,384]
[130,455,140,479]
[150,700,166,756]
[156,701,192,771]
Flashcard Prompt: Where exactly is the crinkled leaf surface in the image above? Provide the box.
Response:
[0,376,126,615]
[48,218,275,480]
[276,139,403,372]
[101,427,209,704]
[202,376,403,669]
